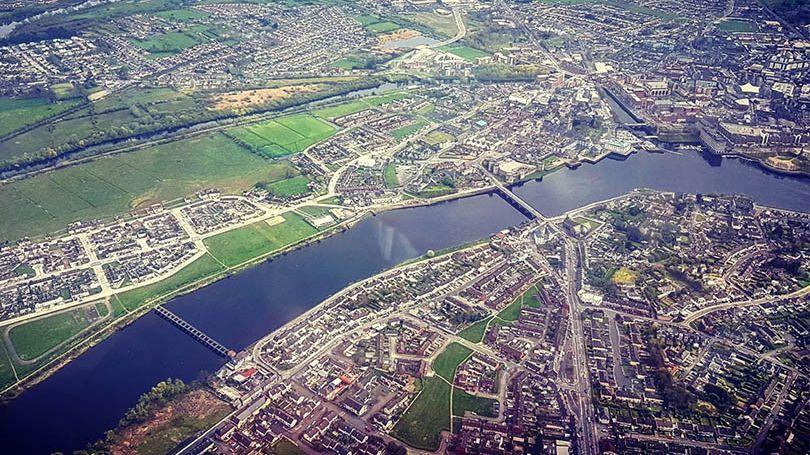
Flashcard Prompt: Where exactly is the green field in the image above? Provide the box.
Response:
[153,8,210,22]
[392,376,451,451]
[263,176,311,198]
[432,342,472,381]
[457,316,492,343]
[269,438,306,455]
[423,130,454,146]
[8,304,103,361]
[312,92,410,120]
[132,31,200,54]
[115,253,226,311]
[718,19,757,32]
[366,21,401,33]
[452,387,497,417]
[204,213,318,267]
[0,133,294,243]
[440,44,489,61]
[0,340,18,390]
[383,164,399,188]
[391,120,427,141]
[0,97,80,138]
[228,114,336,158]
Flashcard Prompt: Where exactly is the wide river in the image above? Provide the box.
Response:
[0,150,808,453]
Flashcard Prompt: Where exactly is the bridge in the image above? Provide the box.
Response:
[484,171,544,220]
[154,305,234,358]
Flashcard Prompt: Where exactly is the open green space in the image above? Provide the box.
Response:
[8,304,102,361]
[115,253,226,311]
[261,176,311,198]
[269,438,306,455]
[423,130,454,146]
[228,114,336,158]
[134,410,228,455]
[366,21,401,33]
[457,316,493,343]
[204,213,318,267]
[718,19,757,32]
[440,44,489,61]
[383,164,399,188]
[432,342,472,381]
[153,8,210,22]
[409,11,459,37]
[452,387,497,417]
[0,341,17,391]
[0,97,81,138]
[391,376,450,451]
[496,283,542,322]
[0,132,294,243]
[392,119,427,141]
[312,92,410,120]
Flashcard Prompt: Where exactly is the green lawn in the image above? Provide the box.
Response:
[366,21,401,33]
[153,8,210,22]
[440,44,489,61]
[312,92,410,120]
[228,114,336,157]
[0,132,295,243]
[269,438,306,455]
[0,341,17,391]
[0,96,80,138]
[718,19,757,32]
[204,213,318,267]
[496,283,542,321]
[115,253,226,311]
[392,376,451,451]
[452,387,497,417]
[263,176,311,198]
[383,164,399,188]
[457,316,492,343]
[432,342,472,381]
[8,304,103,361]
[392,120,427,141]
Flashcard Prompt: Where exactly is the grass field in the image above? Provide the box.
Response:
[440,44,489,61]
[0,341,17,391]
[456,316,492,343]
[132,31,201,55]
[366,21,401,33]
[383,164,399,188]
[718,19,757,33]
[0,97,81,138]
[115,253,226,311]
[410,11,459,37]
[452,387,497,417]
[392,376,451,451]
[312,92,410,120]
[0,133,294,243]
[153,8,210,22]
[423,130,454,146]
[391,119,427,141]
[204,213,318,267]
[611,267,638,284]
[432,342,472,381]
[269,438,306,455]
[229,114,336,158]
[263,176,311,198]
[8,304,103,361]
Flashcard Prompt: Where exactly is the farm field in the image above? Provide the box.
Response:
[440,44,489,61]
[204,213,318,267]
[312,92,410,120]
[115,253,226,312]
[0,132,294,243]
[0,97,81,139]
[8,304,103,361]
[432,342,472,381]
[262,176,311,198]
[228,114,337,158]
[391,376,451,451]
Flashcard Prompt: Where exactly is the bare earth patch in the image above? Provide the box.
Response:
[212,84,325,111]
[109,388,230,455]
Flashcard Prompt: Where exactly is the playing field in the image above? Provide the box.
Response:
[392,376,451,451]
[264,176,311,198]
[366,21,401,33]
[228,114,337,158]
[0,132,296,242]
[440,44,489,61]
[0,97,80,138]
[312,92,410,120]
[8,304,103,361]
[204,213,319,267]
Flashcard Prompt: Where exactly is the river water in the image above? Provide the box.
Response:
[0,150,808,453]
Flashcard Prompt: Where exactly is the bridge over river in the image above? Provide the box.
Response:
[154,305,234,358]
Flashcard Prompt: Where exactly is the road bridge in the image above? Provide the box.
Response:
[154,305,233,358]
[484,171,544,220]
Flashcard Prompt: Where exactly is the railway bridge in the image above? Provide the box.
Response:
[154,305,234,358]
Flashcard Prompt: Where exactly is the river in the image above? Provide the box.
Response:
[0,149,808,453]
